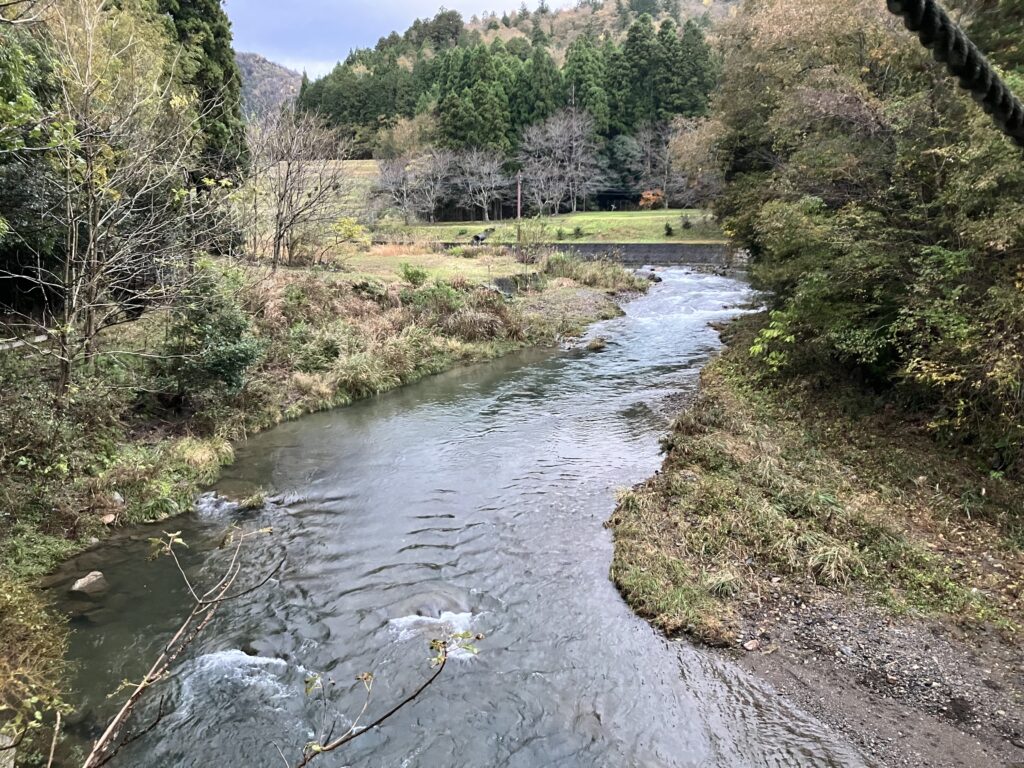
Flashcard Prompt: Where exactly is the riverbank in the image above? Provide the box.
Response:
[608,314,1024,767]
[0,248,646,744]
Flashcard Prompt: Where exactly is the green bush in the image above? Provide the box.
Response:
[157,260,262,403]
[664,222,675,237]
[399,262,429,287]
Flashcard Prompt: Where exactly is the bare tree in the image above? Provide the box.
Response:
[410,149,454,223]
[0,0,49,24]
[668,117,724,208]
[455,149,508,222]
[558,107,604,213]
[244,105,352,269]
[635,122,675,209]
[375,156,419,225]
[0,0,219,401]
[518,108,603,215]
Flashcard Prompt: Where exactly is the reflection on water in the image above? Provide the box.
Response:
[54,269,870,767]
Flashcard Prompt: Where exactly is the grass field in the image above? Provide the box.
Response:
[386,210,725,245]
[339,243,539,284]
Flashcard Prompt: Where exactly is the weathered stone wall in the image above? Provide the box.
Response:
[558,242,739,267]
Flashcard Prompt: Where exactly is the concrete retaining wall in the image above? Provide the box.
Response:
[558,242,741,267]
[436,241,743,267]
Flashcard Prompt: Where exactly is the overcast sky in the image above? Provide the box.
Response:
[225,1,552,77]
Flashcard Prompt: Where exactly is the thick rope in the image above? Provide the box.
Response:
[887,0,1024,147]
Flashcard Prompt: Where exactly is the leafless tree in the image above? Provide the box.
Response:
[410,149,454,223]
[455,149,508,222]
[668,117,724,208]
[0,0,49,24]
[0,0,220,401]
[558,107,604,213]
[635,122,676,208]
[244,104,352,269]
[375,156,419,225]
[519,107,603,215]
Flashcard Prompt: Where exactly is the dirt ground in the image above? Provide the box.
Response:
[719,592,1024,767]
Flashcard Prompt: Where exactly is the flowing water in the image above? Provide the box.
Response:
[54,269,870,767]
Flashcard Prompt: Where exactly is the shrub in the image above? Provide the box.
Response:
[399,262,429,287]
[409,280,465,318]
[556,227,566,241]
[157,261,262,403]
[0,577,66,741]
[664,222,675,237]
[573,226,585,239]
[639,189,664,210]
[540,253,649,293]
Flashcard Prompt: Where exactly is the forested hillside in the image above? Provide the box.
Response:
[700,0,1024,472]
[237,52,302,116]
[297,4,717,178]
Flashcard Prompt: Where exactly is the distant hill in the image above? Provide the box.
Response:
[466,1,740,63]
[236,52,302,117]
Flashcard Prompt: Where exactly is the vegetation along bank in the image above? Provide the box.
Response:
[610,1,1024,767]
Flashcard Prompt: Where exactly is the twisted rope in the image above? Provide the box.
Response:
[887,0,1024,147]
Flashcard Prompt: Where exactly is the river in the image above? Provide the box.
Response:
[54,268,869,767]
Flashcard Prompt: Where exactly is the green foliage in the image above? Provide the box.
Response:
[0,577,66,740]
[711,0,1024,472]
[399,262,430,287]
[158,261,262,401]
[157,0,247,175]
[298,9,714,157]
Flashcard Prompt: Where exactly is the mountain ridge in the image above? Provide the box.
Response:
[236,51,302,116]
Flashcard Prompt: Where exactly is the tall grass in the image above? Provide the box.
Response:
[540,253,649,293]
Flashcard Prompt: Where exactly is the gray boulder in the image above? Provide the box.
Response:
[70,570,109,596]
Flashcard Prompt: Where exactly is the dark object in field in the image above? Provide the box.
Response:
[472,228,496,244]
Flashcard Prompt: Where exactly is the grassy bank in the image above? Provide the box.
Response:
[387,210,725,245]
[0,248,645,740]
[609,314,1023,646]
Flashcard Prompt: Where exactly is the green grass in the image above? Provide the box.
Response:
[387,210,725,245]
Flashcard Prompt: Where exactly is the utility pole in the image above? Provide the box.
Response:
[516,170,523,262]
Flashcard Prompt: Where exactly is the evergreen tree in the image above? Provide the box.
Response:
[654,19,687,121]
[468,80,512,150]
[603,39,631,135]
[629,0,660,15]
[157,0,246,175]
[516,45,563,127]
[563,35,609,134]
[678,19,714,116]
[439,88,475,147]
[622,15,658,129]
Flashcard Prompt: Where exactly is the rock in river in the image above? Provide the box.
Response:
[70,570,109,596]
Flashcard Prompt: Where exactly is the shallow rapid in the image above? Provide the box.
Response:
[56,269,870,767]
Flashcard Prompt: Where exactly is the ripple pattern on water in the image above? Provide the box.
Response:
[55,269,870,767]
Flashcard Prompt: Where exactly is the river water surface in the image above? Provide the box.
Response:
[56,269,869,767]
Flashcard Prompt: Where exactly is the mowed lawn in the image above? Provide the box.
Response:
[394,210,725,244]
